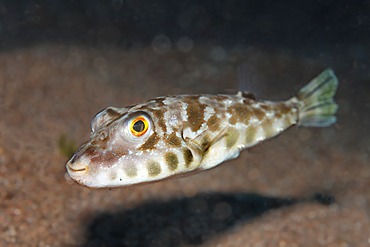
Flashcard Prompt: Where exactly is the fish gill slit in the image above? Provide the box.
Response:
[183,148,194,168]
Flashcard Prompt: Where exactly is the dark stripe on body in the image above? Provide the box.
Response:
[165,132,182,147]
[227,103,253,125]
[139,133,160,150]
[184,96,206,132]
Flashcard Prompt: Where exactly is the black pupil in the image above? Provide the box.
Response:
[133,120,145,132]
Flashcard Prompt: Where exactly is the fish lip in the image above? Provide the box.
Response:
[66,161,88,173]
[68,167,87,172]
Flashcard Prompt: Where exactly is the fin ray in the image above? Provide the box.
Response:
[295,68,339,127]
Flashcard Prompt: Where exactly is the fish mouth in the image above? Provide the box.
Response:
[66,161,88,174]
[68,167,87,172]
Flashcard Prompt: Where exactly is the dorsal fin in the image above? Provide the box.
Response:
[236,91,256,100]
[242,91,256,100]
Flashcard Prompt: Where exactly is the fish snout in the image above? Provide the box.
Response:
[66,157,88,174]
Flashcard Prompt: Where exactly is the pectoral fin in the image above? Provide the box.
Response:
[182,128,227,169]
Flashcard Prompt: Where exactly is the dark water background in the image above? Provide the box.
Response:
[1,0,369,50]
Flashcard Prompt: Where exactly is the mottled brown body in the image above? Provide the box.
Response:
[66,69,338,188]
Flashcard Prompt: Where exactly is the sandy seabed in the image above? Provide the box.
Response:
[0,44,369,246]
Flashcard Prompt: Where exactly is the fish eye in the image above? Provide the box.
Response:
[129,116,149,137]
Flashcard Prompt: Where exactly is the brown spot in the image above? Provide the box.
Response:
[165,152,179,171]
[124,165,138,177]
[260,104,272,111]
[226,128,239,148]
[147,161,161,176]
[183,148,193,168]
[207,115,221,132]
[228,115,238,125]
[245,126,257,144]
[184,96,206,132]
[166,132,182,147]
[114,148,129,157]
[253,108,266,121]
[139,133,160,150]
[279,103,292,115]
[227,103,253,125]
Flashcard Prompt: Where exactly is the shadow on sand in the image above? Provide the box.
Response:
[80,192,334,247]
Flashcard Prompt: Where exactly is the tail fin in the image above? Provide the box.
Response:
[295,69,339,127]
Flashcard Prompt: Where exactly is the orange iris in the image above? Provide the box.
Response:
[130,116,149,136]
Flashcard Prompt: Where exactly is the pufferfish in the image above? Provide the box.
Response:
[66,69,338,188]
